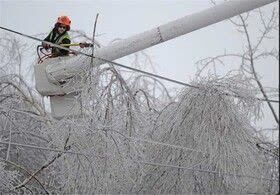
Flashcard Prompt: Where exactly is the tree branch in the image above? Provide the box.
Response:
[239,15,279,124]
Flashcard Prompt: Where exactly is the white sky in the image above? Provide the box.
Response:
[0,0,279,132]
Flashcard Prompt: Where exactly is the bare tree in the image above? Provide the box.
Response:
[196,6,279,126]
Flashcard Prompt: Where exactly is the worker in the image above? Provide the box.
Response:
[42,16,72,57]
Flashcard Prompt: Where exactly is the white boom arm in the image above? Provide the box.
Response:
[46,0,276,83]
[34,0,276,118]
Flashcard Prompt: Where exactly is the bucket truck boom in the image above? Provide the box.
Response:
[45,0,276,83]
[33,0,276,118]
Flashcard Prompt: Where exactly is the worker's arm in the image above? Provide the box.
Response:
[60,43,93,48]
[59,38,71,55]
[42,31,52,49]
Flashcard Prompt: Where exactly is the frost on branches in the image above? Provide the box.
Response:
[138,76,277,194]
[0,9,279,194]
[0,162,19,192]
[1,47,278,193]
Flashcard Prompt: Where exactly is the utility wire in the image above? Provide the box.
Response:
[0,26,278,104]
[0,140,87,156]
[40,120,207,155]
[136,160,279,182]
[110,131,206,154]
[0,140,277,182]
[105,61,279,103]
[1,26,278,187]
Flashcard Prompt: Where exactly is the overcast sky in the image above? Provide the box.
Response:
[0,0,279,130]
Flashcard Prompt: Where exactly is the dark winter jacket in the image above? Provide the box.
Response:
[44,28,71,56]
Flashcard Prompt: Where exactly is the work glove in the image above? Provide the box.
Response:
[42,42,50,49]
[79,42,93,48]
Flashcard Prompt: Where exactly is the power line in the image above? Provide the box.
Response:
[0,120,205,155]
[0,26,278,188]
[0,26,278,104]
[0,132,206,158]
[110,131,206,154]
[46,122,207,155]
[113,133,279,182]
[136,160,279,182]
[0,136,279,181]
[0,140,277,182]
[0,140,87,156]
[104,61,279,103]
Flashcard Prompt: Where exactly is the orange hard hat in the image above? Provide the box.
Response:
[57,16,71,27]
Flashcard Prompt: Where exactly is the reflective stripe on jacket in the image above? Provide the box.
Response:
[50,32,70,56]
[44,30,71,56]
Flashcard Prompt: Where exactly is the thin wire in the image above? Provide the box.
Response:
[105,61,279,103]
[136,160,279,182]
[0,141,277,182]
[0,26,278,104]
[57,121,207,154]
[0,140,87,156]
[111,131,206,154]
[128,136,205,154]
[0,112,226,161]
[0,26,279,183]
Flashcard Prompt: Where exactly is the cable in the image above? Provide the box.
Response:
[111,132,206,154]
[136,160,279,182]
[0,141,277,182]
[104,61,279,103]
[114,133,278,182]
[52,121,207,155]
[0,140,87,156]
[1,26,278,185]
[0,26,278,104]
